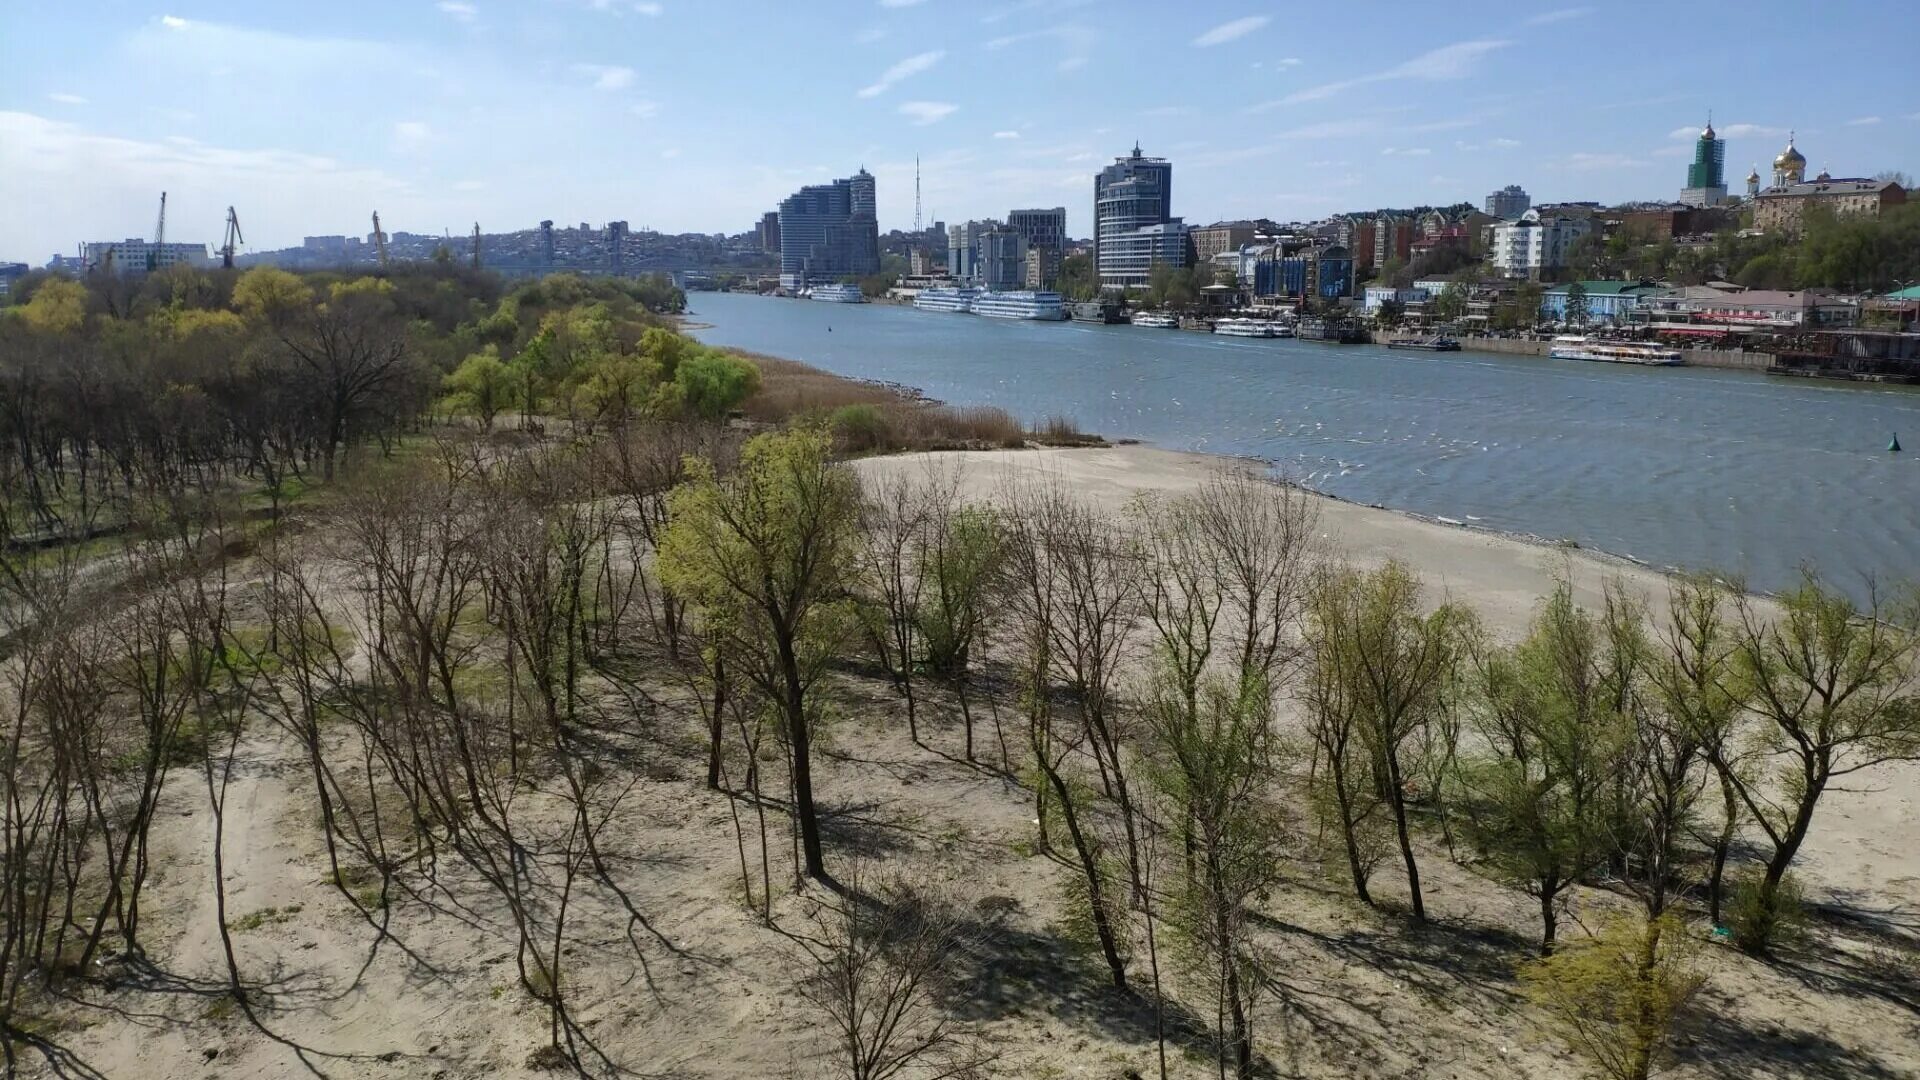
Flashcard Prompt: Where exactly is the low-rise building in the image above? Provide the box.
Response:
[82,239,211,274]
[1190,220,1257,262]
[1645,286,1856,329]
[1539,281,1664,325]
[1752,176,1907,235]
[1363,285,1429,313]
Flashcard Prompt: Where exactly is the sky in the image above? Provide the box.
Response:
[3,0,1917,263]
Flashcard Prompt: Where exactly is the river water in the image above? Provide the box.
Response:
[689,291,1920,594]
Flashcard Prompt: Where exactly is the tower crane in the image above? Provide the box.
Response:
[220,207,244,269]
[371,211,389,268]
[470,222,481,269]
[150,191,167,271]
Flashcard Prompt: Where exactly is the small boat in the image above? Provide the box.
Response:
[1130,312,1179,329]
[1388,337,1461,352]
[1298,317,1368,344]
[1549,335,1684,366]
[809,284,866,304]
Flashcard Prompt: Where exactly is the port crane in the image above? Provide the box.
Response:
[371,211,389,268]
[220,206,243,269]
[150,191,167,271]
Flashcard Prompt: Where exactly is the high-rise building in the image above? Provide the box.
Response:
[947,219,998,282]
[1007,208,1067,257]
[1679,121,1728,207]
[778,168,880,289]
[1095,144,1180,290]
[1024,245,1061,290]
[757,211,781,254]
[977,227,1028,291]
[1489,209,1592,279]
[1373,215,1413,268]
[1485,185,1531,220]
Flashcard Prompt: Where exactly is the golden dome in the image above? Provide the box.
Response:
[1774,135,1805,170]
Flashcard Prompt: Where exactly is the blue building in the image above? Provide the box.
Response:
[1540,281,1664,325]
[1247,244,1352,301]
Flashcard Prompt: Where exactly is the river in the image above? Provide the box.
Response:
[688,291,1920,594]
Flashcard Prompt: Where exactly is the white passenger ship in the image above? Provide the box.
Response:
[1549,335,1684,366]
[1131,312,1179,329]
[1213,318,1288,338]
[809,284,867,303]
[971,291,1067,321]
[914,287,980,314]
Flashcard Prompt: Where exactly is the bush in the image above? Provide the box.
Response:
[1031,414,1104,447]
[1727,870,1805,953]
[831,403,891,452]
[1518,914,1704,1080]
[675,351,760,420]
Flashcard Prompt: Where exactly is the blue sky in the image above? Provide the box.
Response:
[3,1,1916,262]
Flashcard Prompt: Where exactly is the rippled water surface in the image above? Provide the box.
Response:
[690,292,1920,593]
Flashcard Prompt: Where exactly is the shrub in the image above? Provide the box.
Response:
[675,351,760,420]
[1727,870,1805,953]
[1031,414,1104,447]
[1518,914,1705,1080]
[831,403,891,452]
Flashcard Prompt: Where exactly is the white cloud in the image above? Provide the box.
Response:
[629,100,661,119]
[453,179,485,191]
[856,26,887,44]
[1667,125,1702,140]
[1264,39,1509,107]
[661,147,681,159]
[436,1,477,22]
[880,0,928,6]
[160,15,189,29]
[1720,123,1787,139]
[392,120,432,152]
[1381,147,1431,156]
[573,63,636,91]
[1489,136,1522,148]
[1192,15,1269,47]
[1846,116,1881,126]
[858,50,942,98]
[47,92,88,105]
[897,100,957,126]
[987,24,1094,73]
[1524,7,1592,26]
[1555,151,1649,171]
[993,130,1021,139]
[633,1,663,13]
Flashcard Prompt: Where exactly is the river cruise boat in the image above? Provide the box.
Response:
[1213,318,1285,338]
[1070,300,1125,324]
[1549,336,1684,366]
[1387,336,1461,352]
[1130,312,1179,329]
[972,290,1067,321]
[809,284,866,303]
[1297,317,1368,344]
[914,287,980,314]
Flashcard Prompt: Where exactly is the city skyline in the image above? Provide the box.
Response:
[3,1,1917,261]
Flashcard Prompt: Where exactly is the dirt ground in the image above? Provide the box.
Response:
[21,445,1919,1080]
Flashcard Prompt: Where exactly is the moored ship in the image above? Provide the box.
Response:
[1129,311,1179,329]
[1297,317,1368,344]
[914,287,980,314]
[1387,336,1461,352]
[972,290,1068,320]
[1213,318,1285,338]
[1549,335,1684,366]
[1070,300,1125,324]
[809,283,866,303]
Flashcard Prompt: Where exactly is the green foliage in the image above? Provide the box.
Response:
[1056,252,1098,301]
[1727,869,1804,952]
[675,351,760,420]
[1564,281,1590,327]
[17,278,90,334]
[443,346,517,429]
[916,507,1003,680]
[1518,914,1704,1080]
[830,404,889,452]
[1430,281,1469,322]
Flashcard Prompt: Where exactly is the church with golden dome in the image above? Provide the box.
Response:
[1750,132,1907,234]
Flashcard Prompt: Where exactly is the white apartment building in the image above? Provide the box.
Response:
[1488,209,1591,279]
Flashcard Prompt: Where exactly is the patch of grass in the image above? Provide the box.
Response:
[229,904,303,932]
[1030,414,1105,448]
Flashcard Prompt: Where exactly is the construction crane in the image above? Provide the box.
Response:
[150,191,167,271]
[371,211,389,268]
[470,222,481,269]
[220,206,243,269]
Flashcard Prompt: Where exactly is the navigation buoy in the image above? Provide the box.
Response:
[1893,434,1904,452]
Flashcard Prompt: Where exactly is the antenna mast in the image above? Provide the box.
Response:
[471,222,481,269]
[372,211,389,268]
[914,155,922,234]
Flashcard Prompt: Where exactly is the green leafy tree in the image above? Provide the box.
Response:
[1430,281,1469,323]
[657,427,862,883]
[442,346,517,430]
[1056,252,1098,301]
[674,352,760,420]
[1565,282,1591,328]
[915,505,1003,760]
[1518,914,1705,1080]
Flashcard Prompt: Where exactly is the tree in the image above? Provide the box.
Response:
[443,346,517,430]
[1723,575,1920,951]
[674,351,760,420]
[658,426,862,883]
[1468,582,1630,953]
[916,502,1003,761]
[1430,281,1469,323]
[1057,252,1098,301]
[1311,562,1465,920]
[231,266,310,327]
[1518,914,1705,1080]
[1565,281,1591,328]
[1375,298,1405,329]
[16,279,88,334]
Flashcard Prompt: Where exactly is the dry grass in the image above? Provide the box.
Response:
[735,351,1030,453]
[1030,413,1105,448]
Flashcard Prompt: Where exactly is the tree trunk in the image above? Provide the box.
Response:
[1384,751,1424,920]
[1329,751,1373,906]
[777,629,827,882]
[706,652,726,791]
